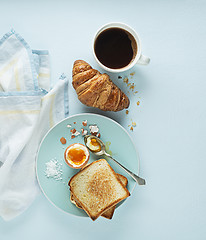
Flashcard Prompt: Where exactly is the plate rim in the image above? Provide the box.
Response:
[36,112,140,217]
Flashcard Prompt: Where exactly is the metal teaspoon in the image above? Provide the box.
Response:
[84,135,146,185]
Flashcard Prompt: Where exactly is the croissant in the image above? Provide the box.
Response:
[72,60,130,111]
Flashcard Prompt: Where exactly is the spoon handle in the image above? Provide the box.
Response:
[104,153,146,185]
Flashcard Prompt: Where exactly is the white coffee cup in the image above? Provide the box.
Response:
[93,22,150,73]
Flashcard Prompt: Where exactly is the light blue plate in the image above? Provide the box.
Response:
[36,113,139,217]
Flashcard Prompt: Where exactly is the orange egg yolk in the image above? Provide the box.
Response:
[67,147,87,165]
[90,138,101,151]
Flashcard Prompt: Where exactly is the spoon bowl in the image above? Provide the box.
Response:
[84,135,106,155]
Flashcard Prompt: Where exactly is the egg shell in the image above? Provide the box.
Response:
[64,143,90,169]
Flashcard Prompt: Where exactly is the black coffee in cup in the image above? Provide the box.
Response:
[94,27,137,69]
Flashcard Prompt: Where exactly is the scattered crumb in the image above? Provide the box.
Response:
[67,124,71,128]
[72,130,80,137]
[73,122,76,124]
[132,121,136,127]
[118,76,122,79]
[130,72,135,76]
[82,120,87,126]
[137,101,140,106]
[123,77,129,84]
[128,120,137,131]
[122,76,137,94]
[126,110,129,115]
[70,128,76,134]
[70,127,80,138]
[129,83,135,91]
[60,137,66,144]
[81,128,88,136]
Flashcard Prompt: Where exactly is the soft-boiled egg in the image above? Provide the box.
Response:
[86,137,101,152]
[64,143,90,169]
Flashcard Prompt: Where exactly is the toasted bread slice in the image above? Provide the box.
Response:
[68,159,130,221]
[70,173,128,219]
[101,173,128,219]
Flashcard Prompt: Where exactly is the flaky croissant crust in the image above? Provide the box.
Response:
[72,60,130,112]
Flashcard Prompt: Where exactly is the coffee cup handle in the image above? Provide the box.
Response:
[137,54,150,65]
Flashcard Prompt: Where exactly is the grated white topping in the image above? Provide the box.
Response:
[45,159,63,181]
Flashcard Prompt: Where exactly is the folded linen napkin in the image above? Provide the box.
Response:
[0,30,69,221]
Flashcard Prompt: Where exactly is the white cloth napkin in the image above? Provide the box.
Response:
[0,30,69,221]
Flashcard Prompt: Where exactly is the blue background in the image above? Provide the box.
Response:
[0,0,206,239]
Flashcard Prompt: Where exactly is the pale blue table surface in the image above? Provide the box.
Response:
[0,0,206,240]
